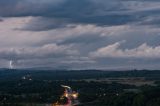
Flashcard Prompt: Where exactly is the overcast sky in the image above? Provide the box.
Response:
[0,0,160,70]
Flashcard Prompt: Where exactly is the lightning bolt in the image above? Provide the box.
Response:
[9,60,13,69]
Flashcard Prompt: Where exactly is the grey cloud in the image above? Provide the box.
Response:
[0,43,78,60]
[20,17,73,31]
[0,0,65,17]
[1,0,160,31]
[0,1,160,69]
[90,42,160,59]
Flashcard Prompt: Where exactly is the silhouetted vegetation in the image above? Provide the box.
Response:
[0,69,160,106]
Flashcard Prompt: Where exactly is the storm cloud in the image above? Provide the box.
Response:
[0,0,160,69]
[1,0,160,29]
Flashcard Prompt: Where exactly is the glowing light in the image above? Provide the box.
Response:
[65,93,69,97]
[72,93,78,99]
[53,85,79,106]
[61,85,71,89]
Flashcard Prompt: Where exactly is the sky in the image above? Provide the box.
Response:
[0,0,160,70]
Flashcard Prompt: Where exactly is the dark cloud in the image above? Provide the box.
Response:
[0,0,160,69]
[19,17,73,31]
[1,0,160,31]
[0,0,63,17]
